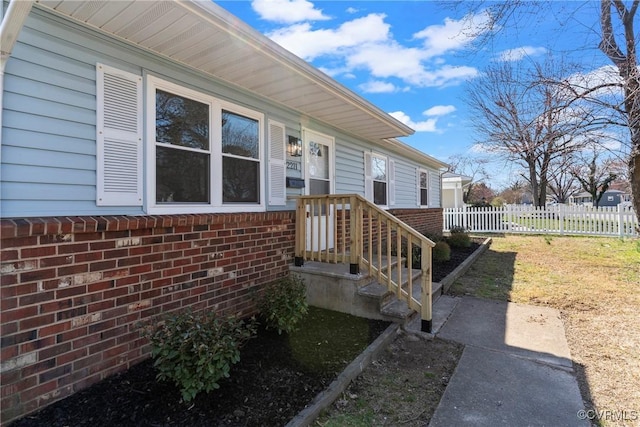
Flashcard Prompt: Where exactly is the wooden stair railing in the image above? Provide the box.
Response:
[294,194,435,332]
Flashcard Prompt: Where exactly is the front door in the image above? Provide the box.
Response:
[303,129,334,252]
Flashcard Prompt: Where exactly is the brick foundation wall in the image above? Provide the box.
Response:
[0,212,295,424]
[388,208,444,238]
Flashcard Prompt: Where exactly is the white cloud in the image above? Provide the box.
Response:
[251,0,329,24]
[390,111,439,132]
[424,105,457,116]
[413,11,494,58]
[267,14,390,60]
[390,105,457,133]
[497,46,547,62]
[264,10,483,89]
[346,7,358,14]
[567,65,622,93]
[346,43,479,87]
[358,80,398,94]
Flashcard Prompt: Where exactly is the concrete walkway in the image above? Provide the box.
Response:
[425,296,589,427]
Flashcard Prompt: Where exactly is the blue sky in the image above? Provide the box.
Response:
[216,1,615,188]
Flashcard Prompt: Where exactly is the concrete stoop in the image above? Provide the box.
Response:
[290,257,442,326]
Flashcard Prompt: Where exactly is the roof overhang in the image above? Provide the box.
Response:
[442,172,473,186]
[386,138,449,170]
[33,0,415,144]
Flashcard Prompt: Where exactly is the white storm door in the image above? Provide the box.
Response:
[303,129,335,252]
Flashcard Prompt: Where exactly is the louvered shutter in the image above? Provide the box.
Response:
[388,158,396,206]
[416,168,421,206]
[268,120,286,205]
[364,152,372,201]
[96,64,143,206]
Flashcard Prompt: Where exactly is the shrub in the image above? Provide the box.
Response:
[448,232,471,248]
[422,231,443,243]
[141,309,257,402]
[259,275,309,335]
[449,225,467,234]
[433,241,451,263]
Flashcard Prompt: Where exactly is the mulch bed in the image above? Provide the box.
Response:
[11,241,482,427]
[11,310,389,427]
[432,240,482,282]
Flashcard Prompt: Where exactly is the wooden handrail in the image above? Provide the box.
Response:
[294,194,435,332]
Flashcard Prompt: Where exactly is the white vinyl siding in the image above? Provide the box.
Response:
[388,158,396,206]
[96,63,143,206]
[268,120,286,205]
[430,172,440,207]
[364,151,373,201]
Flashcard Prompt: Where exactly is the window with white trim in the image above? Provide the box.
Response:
[96,66,271,212]
[418,169,429,206]
[364,152,393,206]
[147,75,264,212]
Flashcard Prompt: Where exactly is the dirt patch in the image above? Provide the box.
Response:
[316,335,463,426]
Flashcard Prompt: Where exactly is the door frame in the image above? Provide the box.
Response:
[302,128,335,251]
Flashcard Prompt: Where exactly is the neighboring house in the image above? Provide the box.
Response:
[569,190,629,207]
[0,0,448,422]
[442,172,472,209]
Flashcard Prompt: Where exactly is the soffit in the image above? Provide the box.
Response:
[36,0,415,143]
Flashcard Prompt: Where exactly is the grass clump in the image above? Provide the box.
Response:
[142,309,257,402]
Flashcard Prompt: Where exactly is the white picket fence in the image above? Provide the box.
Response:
[443,204,638,237]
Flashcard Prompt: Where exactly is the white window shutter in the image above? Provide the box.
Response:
[416,168,421,206]
[96,64,143,206]
[388,158,396,206]
[268,120,286,205]
[364,152,372,201]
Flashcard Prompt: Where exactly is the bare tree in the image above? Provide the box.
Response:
[498,180,530,204]
[450,0,640,218]
[446,154,491,203]
[598,0,639,215]
[547,153,580,203]
[466,58,600,206]
[571,146,618,207]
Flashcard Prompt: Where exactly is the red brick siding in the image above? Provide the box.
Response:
[388,208,444,238]
[0,212,295,424]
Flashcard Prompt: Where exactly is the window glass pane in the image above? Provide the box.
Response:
[223,157,259,203]
[309,142,329,179]
[372,157,386,181]
[421,189,428,205]
[156,90,209,150]
[420,172,428,188]
[222,110,259,159]
[374,181,387,205]
[156,146,209,203]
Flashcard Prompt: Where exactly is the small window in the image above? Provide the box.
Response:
[607,196,614,202]
[372,155,387,205]
[419,170,429,206]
